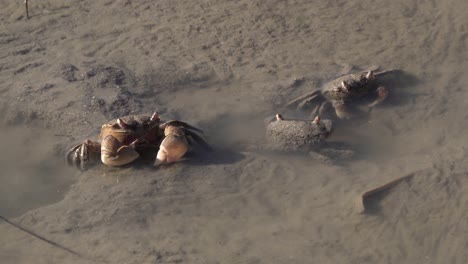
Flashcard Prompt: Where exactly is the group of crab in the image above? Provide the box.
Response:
[67,68,398,169]
[265,68,398,162]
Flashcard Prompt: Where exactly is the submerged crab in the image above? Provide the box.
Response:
[265,114,354,163]
[66,112,211,170]
[286,68,399,119]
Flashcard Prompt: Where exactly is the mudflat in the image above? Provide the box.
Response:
[1,0,468,263]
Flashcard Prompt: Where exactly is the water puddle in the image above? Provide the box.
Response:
[0,125,76,217]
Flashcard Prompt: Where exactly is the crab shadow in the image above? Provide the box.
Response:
[376,69,422,108]
[125,146,245,170]
[361,174,415,215]
[183,148,246,166]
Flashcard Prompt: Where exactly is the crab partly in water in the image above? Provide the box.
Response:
[66,112,211,170]
[265,114,354,163]
[286,68,399,119]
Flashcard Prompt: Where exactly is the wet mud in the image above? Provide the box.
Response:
[1,0,468,263]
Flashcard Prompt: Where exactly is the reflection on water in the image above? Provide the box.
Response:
[0,125,75,218]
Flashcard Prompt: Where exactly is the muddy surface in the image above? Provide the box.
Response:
[1,0,468,263]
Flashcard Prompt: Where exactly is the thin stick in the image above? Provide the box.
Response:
[0,215,96,262]
[24,0,29,19]
[356,172,415,213]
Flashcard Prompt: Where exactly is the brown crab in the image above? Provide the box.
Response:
[286,68,399,119]
[265,114,354,164]
[66,112,211,170]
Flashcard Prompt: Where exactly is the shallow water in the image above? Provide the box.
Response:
[0,125,74,217]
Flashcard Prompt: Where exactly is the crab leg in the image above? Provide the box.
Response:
[332,101,353,120]
[180,127,213,151]
[67,144,83,167]
[160,120,204,134]
[66,140,101,170]
[285,90,321,108]
[373,69,401,77]
[308,151,334,165]
[368,86,389,107]
[297,93,322,110]
[101,135,139,166]
[314,101,334,119]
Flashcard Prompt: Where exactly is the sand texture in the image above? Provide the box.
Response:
[1,0,468,263]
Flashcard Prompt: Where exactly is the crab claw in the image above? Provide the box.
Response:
[312,115,321,125]
[368,86,389,107]
[101,135,140,166]
[66,140,101,170]
[154,126,189,166]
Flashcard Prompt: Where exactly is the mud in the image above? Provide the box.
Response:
[1,0,468,263]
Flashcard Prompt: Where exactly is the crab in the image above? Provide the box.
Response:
[66,112,211,170]
[286,68,399,119]
[265,114,354,164]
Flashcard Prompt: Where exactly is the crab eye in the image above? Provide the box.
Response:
[117,118,128,129]
[366,70,375,80]
[312,116,321,125]
[341,81,350,91]
[150,112,160,122]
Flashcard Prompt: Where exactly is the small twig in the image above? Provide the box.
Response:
[356,172,415,213]
[0,215,99,262]
[24,0,29,19]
